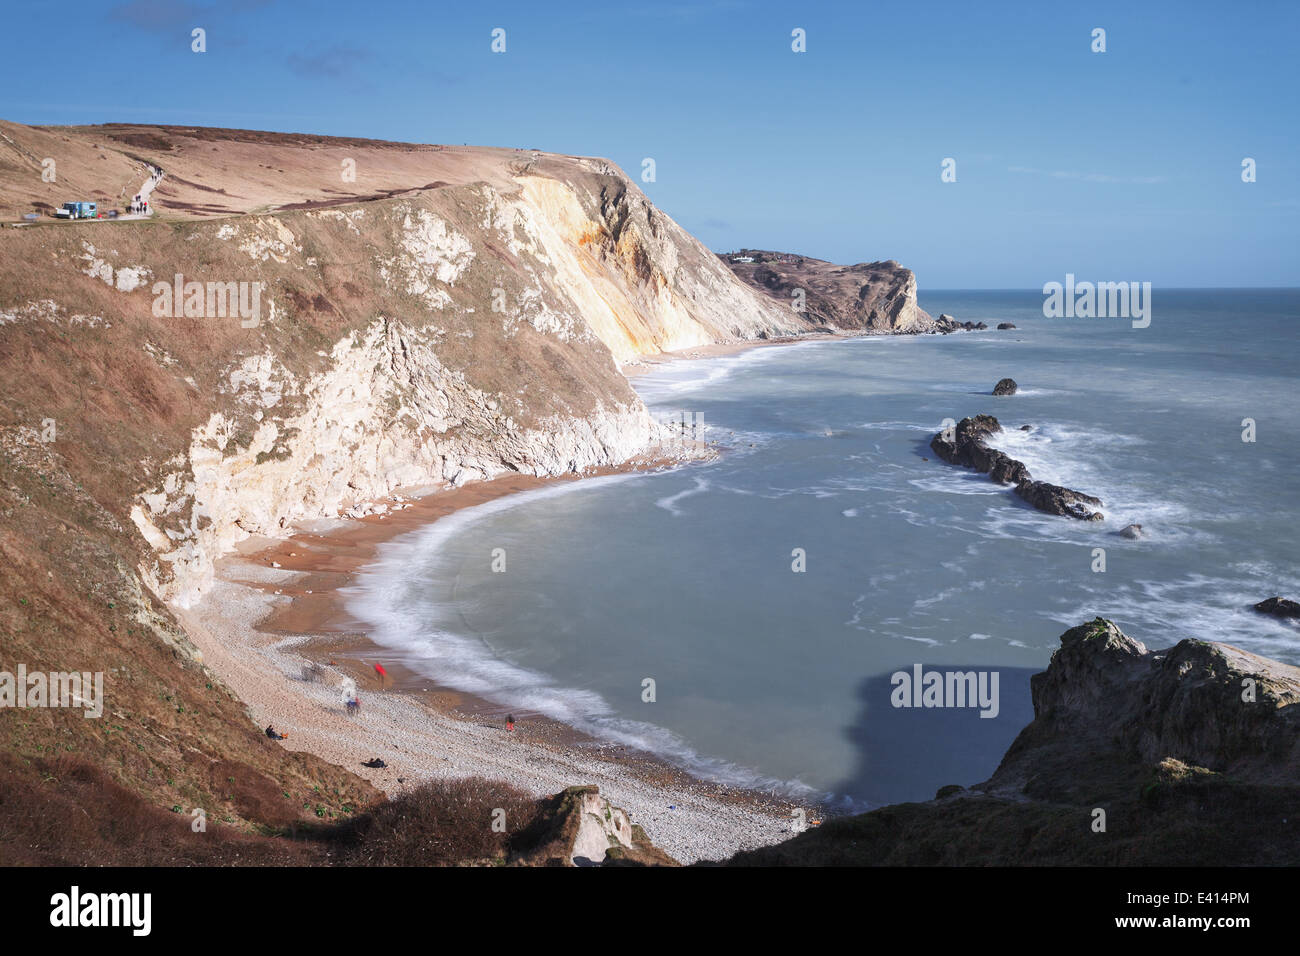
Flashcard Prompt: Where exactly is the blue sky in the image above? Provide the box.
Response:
[4,0,1297,287]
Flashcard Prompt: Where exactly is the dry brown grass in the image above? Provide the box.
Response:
[0,752,671,867]
[0,751,321,866]
[331,780,676,867]
[3,121,532,221]
[0,404,381,845]
[0,120,704,868]
[0,149,640,861]
[333,777,541,866]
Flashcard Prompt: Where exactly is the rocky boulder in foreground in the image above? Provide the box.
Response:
[991,619,1300,795]
[727,618,1300,865]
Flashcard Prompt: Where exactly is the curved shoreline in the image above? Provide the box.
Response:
[171,330,1002,861]
[341,471,807,791]
[179,453,817,864]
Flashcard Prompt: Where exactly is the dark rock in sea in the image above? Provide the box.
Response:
[987,450,1031,485]
[993,377,1018,396]
[997,322,1017,330]
[1015,480,1104,521]
[1254,597,1300,619]
[929,413,1000,467]
[1119,523,1144,539]
[933,313,988,334]
[1019,424,1032,431]
[929,414,1103,520]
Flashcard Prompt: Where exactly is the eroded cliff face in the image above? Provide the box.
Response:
[0,123,898,856]
[720,249,935,333]
[0,125,814,606]
[129,316,660,607]
[518,168,803,362]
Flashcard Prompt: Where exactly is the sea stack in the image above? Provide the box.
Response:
[930,415,1103,520]
[1254,597,1300,619]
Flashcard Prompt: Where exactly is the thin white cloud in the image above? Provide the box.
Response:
[1008,165,1165,185]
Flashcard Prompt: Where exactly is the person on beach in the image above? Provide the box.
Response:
[346,693,360,716]
[506,714,515,732]
[265,725,287,740]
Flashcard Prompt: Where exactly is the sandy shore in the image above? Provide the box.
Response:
[619,331,847,377]
[177,456,815,865]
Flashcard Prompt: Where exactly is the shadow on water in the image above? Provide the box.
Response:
[911,436,938,460]
[829,664,1039,810]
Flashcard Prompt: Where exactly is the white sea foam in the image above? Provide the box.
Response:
[655,476,711,516]
[857,420,936,432]
[907,475,1008,496]
[981,422,1213,540]
[345,473,817,797]
[1046,573,1300,663]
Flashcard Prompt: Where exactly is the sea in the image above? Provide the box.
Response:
[345,289,1300,810]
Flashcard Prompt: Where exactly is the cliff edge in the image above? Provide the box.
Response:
[719,248,935,333]
[728,619,1300,865]
[0,121,823,852]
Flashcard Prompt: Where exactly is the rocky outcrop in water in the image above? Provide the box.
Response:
[930,415,1103,520]
[1119,523,1144,539]
[993,377,1017,395]
[930,414,1028,484]
[932,313,987,333]
[997,322,1017,330]
[1015,480,1105,521]
[1255,597,1300,619]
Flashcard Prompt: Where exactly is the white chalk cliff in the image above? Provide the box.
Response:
[0,126,838,606]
